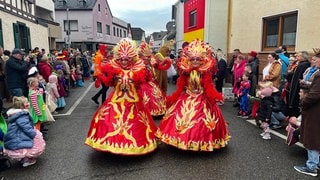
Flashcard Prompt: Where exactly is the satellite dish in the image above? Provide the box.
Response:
[166,21,175,32]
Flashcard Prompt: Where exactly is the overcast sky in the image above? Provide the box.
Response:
[107,0,177,36]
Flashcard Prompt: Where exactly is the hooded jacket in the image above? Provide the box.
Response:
[4,109,36,150]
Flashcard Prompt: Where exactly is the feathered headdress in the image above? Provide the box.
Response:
[178,39,215,72]
[183,39,212,59]
[137,42,152,57]
[113,38,137,61]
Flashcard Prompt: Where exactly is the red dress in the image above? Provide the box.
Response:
[140,62,166,116]
[85,59,158,155]
[157,56,230,151]
[140,80,166,116]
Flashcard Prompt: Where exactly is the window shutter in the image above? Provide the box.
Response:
[13,23,21,49]
[0,19,3,47]
[26,27,31,52]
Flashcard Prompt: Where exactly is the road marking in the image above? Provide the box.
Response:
[246,119,304,148]
[53,82,94,117]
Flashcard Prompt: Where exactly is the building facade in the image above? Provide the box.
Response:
[55,0,130,51]
[173,0,320,65]
[0,0,61,52]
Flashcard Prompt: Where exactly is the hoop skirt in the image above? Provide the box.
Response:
[140,81,166,116]
[157,90,230,151]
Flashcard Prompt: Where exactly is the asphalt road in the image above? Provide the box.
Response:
[0,81,314,180]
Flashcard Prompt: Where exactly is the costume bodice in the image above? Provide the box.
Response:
[111,69,139,103]
[186,70,203,95]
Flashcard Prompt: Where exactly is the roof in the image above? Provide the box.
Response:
[54,0,97,10]
[151,31,167,41]
[131,27,145,41]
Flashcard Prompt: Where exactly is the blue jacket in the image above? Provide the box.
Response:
[278,53,289,77]
[4,110,36,150]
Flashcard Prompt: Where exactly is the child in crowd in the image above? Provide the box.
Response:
[286,85,309,145]
[46,74,60,113]
[255,81,275,140]
[56,69,66,109]
[70,67,77,88]
[237,72,251,118]
[27,77,46,130]
[4,96,45,167]
[75,65,84,87]
[28,67,47,102]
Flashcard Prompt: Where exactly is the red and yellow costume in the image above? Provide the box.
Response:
[85,39,158,155]
[137,42,166,116]
[156,39,230,151]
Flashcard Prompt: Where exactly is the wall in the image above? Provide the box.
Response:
[230,0,320,54]
[0,11,48,51]
[174,1,184,50]
[204,0,229,53]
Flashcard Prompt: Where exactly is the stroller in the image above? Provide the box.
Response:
[0,113,11,171]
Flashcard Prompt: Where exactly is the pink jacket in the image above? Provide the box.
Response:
[47,74,60,102]
[232,60,247,94]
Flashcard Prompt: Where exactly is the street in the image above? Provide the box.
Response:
[0,81,314,180]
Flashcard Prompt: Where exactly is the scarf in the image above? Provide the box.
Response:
[305,66,318,81]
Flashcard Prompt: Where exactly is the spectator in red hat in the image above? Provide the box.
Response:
[248,50,259,86]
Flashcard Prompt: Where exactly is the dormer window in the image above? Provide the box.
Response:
[58,0,67,7]
[79,0,86,6]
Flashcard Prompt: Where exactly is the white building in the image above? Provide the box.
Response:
[0,0,61,52]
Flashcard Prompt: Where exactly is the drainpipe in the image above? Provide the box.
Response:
[227,0,232,56]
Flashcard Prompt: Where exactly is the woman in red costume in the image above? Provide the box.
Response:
[157,39,230,151]
[85,39,158,155]
[137,42,166,118]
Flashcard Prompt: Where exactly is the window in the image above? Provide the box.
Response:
[189,10,196,28]
[120,29,122,37]
[97,22,102,33]
[124,30,127,37]
[113,27,116,36]
[262,12,297,51]
[0,19,3,47]
[13,22,31,51]
[106,25,110,35]
[105,8,108,15]
[117,28,119,37]
[98,4,100,12]
[63,20,78,32]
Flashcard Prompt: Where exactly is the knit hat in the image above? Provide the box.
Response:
[248,51,257,57]
[55,64,64,70]
[12,48,25,55]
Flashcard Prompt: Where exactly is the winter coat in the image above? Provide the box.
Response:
[47,74,60,101]
[256,96,274,122]
[5,56,29,89]
[232,60,247,94]
[4,109,36,150]
[38,61,52,83]
[288,60,310,109]
[216,59,227,80]
[249,57,259,81]
[264,61,281,89]
[300,71,320,150]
